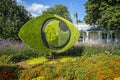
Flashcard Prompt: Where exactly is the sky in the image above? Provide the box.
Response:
[16,0,87,23]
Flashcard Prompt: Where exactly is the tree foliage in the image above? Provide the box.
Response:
[42,4,72,22]
[84,0,120,28]
[78,20,83,23]
[0,0,31,40]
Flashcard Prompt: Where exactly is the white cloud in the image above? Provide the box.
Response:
[27,3,49,17]
[16,0,49,17]
[16,0,26,5]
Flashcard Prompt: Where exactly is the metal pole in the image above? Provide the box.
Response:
[74,12,78,28]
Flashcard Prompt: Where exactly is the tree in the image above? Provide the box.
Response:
[84,0,120,28]
[78,20,83,23]
[0,0,32,40]
[42,4,72,22]
[84,0,101,26]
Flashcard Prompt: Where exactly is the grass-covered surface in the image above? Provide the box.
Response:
[0,40,120,80]
[45,20,70,47]
[18,14,80,53]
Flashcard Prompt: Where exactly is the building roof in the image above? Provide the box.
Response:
[74,23,92,31]
[74,23,120,32]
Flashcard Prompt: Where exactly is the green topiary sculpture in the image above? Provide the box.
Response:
[18,14,80,53]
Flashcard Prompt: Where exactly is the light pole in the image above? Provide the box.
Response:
[74,12,78,28]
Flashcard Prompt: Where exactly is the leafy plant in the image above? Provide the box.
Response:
[32,76,45,80]
[27,57,47,65]
[0,0,31,40]
[0,40,50,63]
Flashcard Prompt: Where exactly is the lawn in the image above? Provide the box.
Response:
[0,40,120,80]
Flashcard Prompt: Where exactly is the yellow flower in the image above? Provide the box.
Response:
[114,77,120,80]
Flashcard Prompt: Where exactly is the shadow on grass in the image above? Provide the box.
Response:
[52,46,84,59]
[0,65,23,80]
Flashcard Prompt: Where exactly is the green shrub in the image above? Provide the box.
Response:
[47,60,59,65]
[0,55,10,64]
[18,68,40,80]
[9,48,49,63]
[81,45,120,56]
[82,45,107,56]
[0,40,50,63]
[0,45,17,56]
[41,64,58,80]
[111,49,120,56]
[32,76,45,80]
[27,57,48,65]
[60,57,76,63]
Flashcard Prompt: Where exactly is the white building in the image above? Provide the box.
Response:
[75,23,120,46]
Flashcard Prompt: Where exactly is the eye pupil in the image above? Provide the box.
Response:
[41,18,71,50]
[59,21,69,31]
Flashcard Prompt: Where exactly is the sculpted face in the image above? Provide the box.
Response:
[18,14,80,53]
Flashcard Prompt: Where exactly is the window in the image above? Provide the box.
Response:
[102,33,107,39]
[79,33,83,41]
[112,33,115,40]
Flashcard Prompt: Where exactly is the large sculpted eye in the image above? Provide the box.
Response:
[18,14,80,53]
[41,19,70,50]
